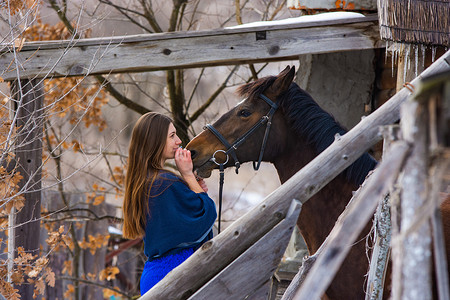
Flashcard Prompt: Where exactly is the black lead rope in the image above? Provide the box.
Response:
[211,149,229,234]
[218,163,224,234]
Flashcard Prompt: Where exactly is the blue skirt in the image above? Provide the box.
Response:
[140,247,195,295]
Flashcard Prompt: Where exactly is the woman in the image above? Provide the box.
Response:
[122,112,217,295]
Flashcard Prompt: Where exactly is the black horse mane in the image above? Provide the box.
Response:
[237,76,377,186]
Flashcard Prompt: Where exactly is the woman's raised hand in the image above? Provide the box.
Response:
[175,148,208,194]
[174,147,194,177]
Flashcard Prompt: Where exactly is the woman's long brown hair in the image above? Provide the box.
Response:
[122,112,172,239]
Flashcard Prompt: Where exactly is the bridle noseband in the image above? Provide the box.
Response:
[204,94,279,174]
[203,93,278,234]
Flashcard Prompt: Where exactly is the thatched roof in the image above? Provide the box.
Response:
[378,0,450,47]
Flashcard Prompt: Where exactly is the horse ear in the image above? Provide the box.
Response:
[278,66,291,76]
[269,65,296,96]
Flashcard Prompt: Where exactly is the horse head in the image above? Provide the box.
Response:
[186,66,296,178]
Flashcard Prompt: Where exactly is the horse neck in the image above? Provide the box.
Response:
[273,133,358,254]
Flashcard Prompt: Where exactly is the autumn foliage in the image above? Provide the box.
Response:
[0,10,127,299]
[2,0,38,16]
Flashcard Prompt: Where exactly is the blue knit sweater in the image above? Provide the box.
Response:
[143,171,217,260]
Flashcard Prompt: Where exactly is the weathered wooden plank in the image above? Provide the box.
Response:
[11,79,44,299]
[4,15,379,49]
[392,91,432,300]
[188,199,301,300]
[139,50,450,300]
[0,16,383,81]
[291,141,410,300]
[364,125,400,300]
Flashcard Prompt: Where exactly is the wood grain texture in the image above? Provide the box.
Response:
[188,200,301,300]
[0,16,383,80]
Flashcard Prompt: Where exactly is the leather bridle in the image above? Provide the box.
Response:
[204,93,279,174]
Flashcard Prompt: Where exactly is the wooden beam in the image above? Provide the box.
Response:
[0,15,383,81]
[188,199,301,300]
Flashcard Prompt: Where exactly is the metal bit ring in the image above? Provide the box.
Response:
[211,149,229,166]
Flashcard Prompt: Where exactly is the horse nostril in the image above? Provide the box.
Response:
[190,150,197,159]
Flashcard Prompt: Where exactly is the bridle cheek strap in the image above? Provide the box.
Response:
[253,94,277,170]
[204,93,278,174]
[204,124,241,172]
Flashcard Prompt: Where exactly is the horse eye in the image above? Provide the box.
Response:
[239,109,252,118]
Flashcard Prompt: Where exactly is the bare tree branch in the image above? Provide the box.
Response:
[102,152,120,187]
[138,0,163,32]
[48,0,79,37]
[221,0,251,27]
[185,0,201,31]
[190,65,239,123]
[98,0,155,33]
[246,63,269,83]
[43,121,83,300]
[94,75,150,115]
[42,208,121,222]
[168,0,188,32]
[124,74,170,113]
[235,0,243,25]
[167,69,189,143]
[249,64,258,80]
[186,68,205,112]
[269,0,288,21]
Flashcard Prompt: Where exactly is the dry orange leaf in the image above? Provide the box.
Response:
[93,195,105,205]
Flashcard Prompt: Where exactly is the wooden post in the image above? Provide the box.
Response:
[364,125,400,300]
[390,72,448,300]
[422,72,449,300]
[11,79,44,299]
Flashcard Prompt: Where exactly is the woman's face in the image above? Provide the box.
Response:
[162,123,182,162]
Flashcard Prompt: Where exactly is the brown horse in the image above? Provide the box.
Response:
[186,66,450,299]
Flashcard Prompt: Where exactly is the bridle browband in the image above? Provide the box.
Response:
[204,93,279,174]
